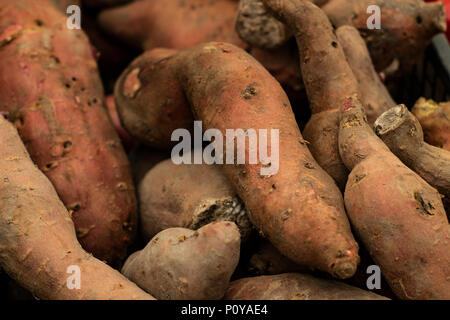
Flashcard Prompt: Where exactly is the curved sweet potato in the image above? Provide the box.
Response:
[0,0,137,265]
[336,26,396,125]
[412,98,450,151]
[0,116,153,300]
[115,41,359,279]
[139,159,252,242]
[224,273,388,300]
[263,0,359,189]
[375,105,450,212]
[122,222,241,300]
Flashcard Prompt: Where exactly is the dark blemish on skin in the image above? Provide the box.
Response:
[332,41,338,48]
[416,16,422,24]
[63,141,72,149]
[68,203,81,212]
[414,191,435,216]
[281,209,291,221]
[283,103,288,107]
[241,85,257,99]
[34,20,43,27]
[354,174,366,183]
[305,162,315,169]
[43,161,58,171]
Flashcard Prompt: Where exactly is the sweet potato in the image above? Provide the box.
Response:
[97,0,301,96]
[262,0,360,189]
[412,98,450,151]
[336,26,396,125]
[375,105,450,212]
[0,116,153,300]
[122,222,241,300]
[224,273,389,300]
[0,0,137,265]
[115,41,359,279]
[340,96,450,299]
[138,159,252,242]
[237,0,446,73]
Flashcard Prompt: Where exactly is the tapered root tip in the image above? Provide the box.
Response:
[374,105,408,136]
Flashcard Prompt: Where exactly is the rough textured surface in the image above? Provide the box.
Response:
[375,105,450,213]
[122,222,241,300]
[224,273,389,300]
[337,26,396,125]
[0,116,153,300]
[235,0,291,49]
[339,96,450,300]
[139,159,252,242]
[0,0,138,266]
[115,42,360,279]
[263,0,359,190]
[412,98,450,151]
[98,0,302,97]
[237,0,446,74]
[322,0,446,73]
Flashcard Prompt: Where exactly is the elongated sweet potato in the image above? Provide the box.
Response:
[336,26,396,125]
[139,159,252,242]
[339,96,450,299]
[0,0,137,265]
[115,41,359,279]
[0,116,153,300]
[375,105,450,212]
[224,273,388,300]
[237,0,446,73]
[412,98,450,151]
[262,0,359,189]
[122,222,241,300]
[97,0,301,96]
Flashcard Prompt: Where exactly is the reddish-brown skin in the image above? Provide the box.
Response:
[115,42,360,279]
[322,0,446,73]
[0,0,137,266]
[122,222,241,300]
[105,95,136,151]
[0,116,153,300]
[412,98,450,151]
[98,0,301,96]
[336,26,396,125]
[375,105,450,214]
[224,273,389,300]
[339,96,450,299]
[240,0,446,74]
[263,0,359,190]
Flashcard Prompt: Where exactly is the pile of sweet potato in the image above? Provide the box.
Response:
[0,0,449,300]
